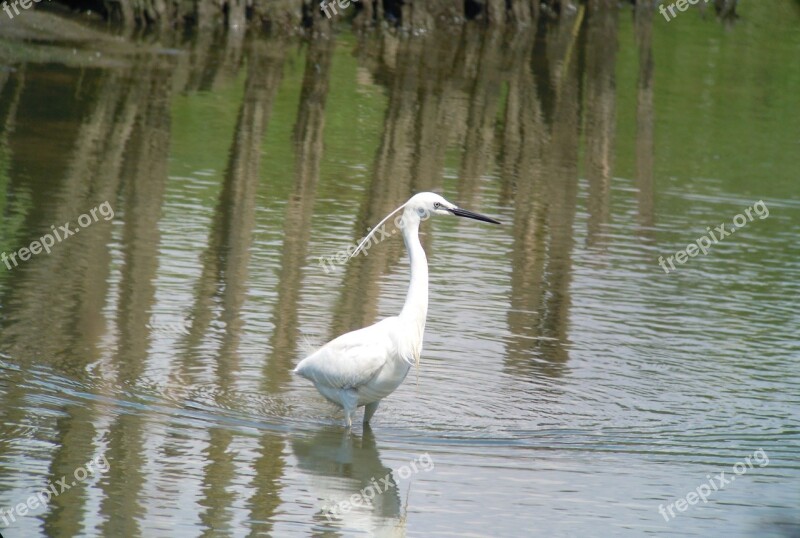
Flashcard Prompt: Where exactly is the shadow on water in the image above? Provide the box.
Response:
[0,4,798,536]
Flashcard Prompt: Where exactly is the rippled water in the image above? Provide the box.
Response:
[0,3,799,537]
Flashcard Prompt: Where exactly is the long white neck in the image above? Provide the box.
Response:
[399,211,428,334]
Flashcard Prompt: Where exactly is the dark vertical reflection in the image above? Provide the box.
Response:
[504,7,584,379]
[41,412,98,537]
[0,66,27,506]
[409,29,462,193]
[0,59,142,534]
[455,26,504,205]
[176,36,287,382]
[634,0,656,235]
[99,54,176,537]
[0,66,125,372]
[174,26,230,93]
[497,31,536,199]
[583,1,618,247]
[160,36,289,536]
[248,34,333,538]
[502,30,548,374]
[0,66,24,193]
[534,8,582,375]
[163,34,285,415]
[214,25,247,90]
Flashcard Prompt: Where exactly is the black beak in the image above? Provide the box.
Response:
[448,206,502,224]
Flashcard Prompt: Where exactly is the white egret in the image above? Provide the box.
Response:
[294,192,500,427]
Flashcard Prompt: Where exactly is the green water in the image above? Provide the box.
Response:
[0,2,798,536]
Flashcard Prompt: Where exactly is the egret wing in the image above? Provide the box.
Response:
[294,319,397,390]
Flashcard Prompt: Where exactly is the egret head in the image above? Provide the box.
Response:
[404,192,501,224]
[351,192,500,258]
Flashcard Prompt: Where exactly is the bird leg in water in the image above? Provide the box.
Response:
[342,389,358,428]
[363,401,379,424]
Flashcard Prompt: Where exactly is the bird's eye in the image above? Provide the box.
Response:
[434,202,440,209]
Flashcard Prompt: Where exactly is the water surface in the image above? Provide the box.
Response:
[0,4,798,537]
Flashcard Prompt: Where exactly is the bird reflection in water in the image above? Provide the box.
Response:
[291,425,433,535]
